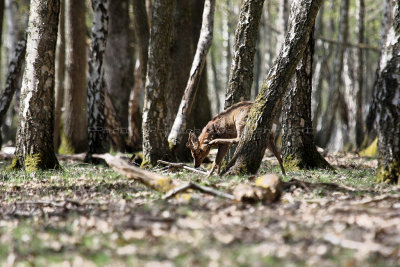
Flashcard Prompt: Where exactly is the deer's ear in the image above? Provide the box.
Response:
[188,131,199,150]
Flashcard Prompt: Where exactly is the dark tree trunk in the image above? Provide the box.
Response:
[61,0,87,153]
[142,0,173,166]
[54,0,65,151]
[223,0,323,175]
[85,0,110,162]
[224,0,264,109]
[104,0,133,137]
[167,0,215,156]
[277,0,290,48]
[376,0,400,184]
[129,0,149,151]
[165,0,193,131]
[0,39,26,148]
[355,0,365,148]
[316,0,349,148]
[281,30,331,169]
[14,0,60,171]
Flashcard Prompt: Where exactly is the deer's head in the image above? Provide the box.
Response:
[186,131,211,168]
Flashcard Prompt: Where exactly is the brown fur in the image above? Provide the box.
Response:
[187,101,285,176]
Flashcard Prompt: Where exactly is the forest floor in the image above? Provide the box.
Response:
[1,150,400,266]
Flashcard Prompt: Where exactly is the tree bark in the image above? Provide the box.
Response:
[0,39,26,148]
[165,0,193,131]
[281,29,331,169]
[61,0,87,153]
[355,0,365,148]
[223,0,323,175]
[167,0,215,154]
[224,0,264,109]
[316,0,349,148]
[85,0,110,162]
[129,0,149,151]
[366,0,391,133]
[224,0,264,162]
[104,0,133,133]
[142,0,173,166]
[375,0,400,184]
[14,0,60,171]
[54,0,65,151]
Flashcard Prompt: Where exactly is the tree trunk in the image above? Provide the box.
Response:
[85,0,110,162]
[366,0,391,133]
[223,0,323,175]
[142,0,173,166]
[61,0,87,153]
[14,0,60,171]
[224,0,264,162]
[281,29,331,169]
[0,39,26,148]
[277,0,290,48]
[129,0,149,151]
[167,0,215,154]
[375,0,400,184]
[165,0,193,131]
[104,0,133,138]
[316,0,349,148]
[224,0,264,109]
[54,0,65,151]
[355,0,365,148]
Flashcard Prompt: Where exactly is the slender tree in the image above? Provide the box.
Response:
[85,0,110,162]
[281,30,331,169]
[142,0,173,166]
[129,0,149,151]
[354,0,365,148]
[0,39,26,148]
[54,0,65,150]
[223,0,323,175]
[13,0,60,171]
[375,0,400,184]
[316,0,349,148]
[61,0,87,153]
[224,0,264,109]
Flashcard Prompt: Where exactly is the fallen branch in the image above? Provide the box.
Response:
[163,181,235,200]
[93,153,180,193]
[157,160,208,176]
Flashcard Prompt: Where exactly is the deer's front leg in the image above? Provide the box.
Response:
[209,138,239,146]
[207,144,230,177]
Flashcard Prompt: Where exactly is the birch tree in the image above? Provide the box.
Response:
[13,0,60,171]
[85,0,110,162]
[375,0,400,184]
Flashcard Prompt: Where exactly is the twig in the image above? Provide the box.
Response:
[162,182,192,199]
[157,160,209,176]
[163,181,235,200]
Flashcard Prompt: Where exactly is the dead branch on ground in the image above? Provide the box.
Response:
[157,160,208,175]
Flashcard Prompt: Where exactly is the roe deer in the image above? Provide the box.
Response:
[186,101,286,176]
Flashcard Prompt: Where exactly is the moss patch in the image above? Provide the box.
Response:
[7,157,21,171]
[359,138,377,157]
[24,154,42,173]
[376,161,400,184]
[58,133,75,155]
